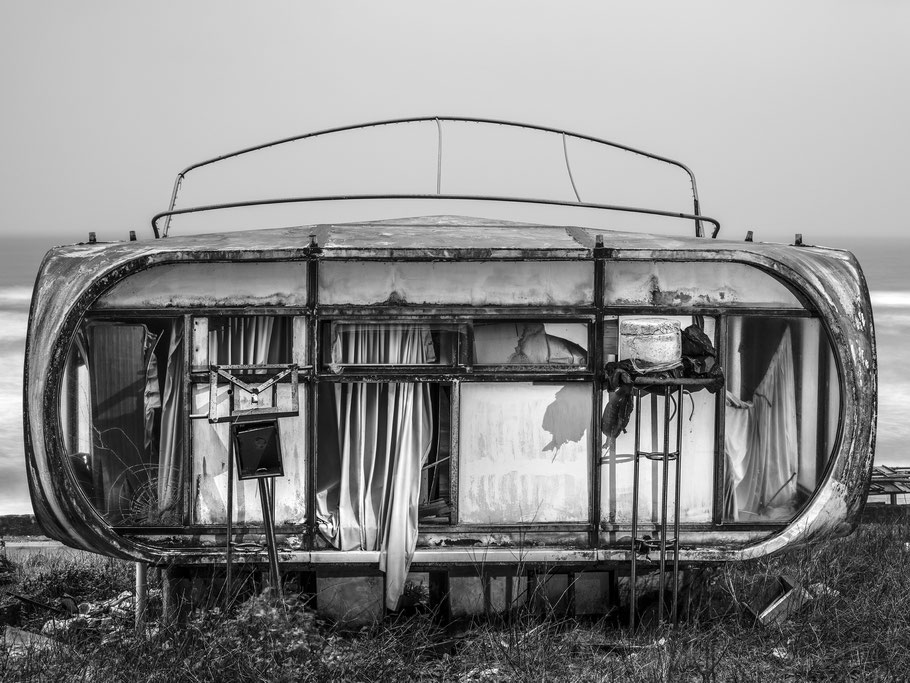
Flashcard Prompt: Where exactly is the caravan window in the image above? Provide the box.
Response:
[59,318,184,526]
[723,316,840,522]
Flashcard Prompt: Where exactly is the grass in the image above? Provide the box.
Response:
[3,515,910,682]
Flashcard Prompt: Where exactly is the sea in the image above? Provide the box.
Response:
[0,235,907,515]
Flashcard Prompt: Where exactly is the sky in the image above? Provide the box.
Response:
[0,2,909,515]
[1,1,909,249]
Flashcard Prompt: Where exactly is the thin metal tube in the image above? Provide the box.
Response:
[658,387,671,625]
[672,386,684,624]
[153,193,720,238]
[436,118,443,195]
[259,478,283,599]
[630,388,642,631]
[225,392,234,609]
[160,116,705,232]
[563,133,582,202]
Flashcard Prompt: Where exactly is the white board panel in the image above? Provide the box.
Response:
[459,383,590,524]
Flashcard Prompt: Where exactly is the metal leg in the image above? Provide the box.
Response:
[630,388,642,631]
[658,387,671,625]
[672,386,684,625]
[226,411,234,610]
[135,562,148,629]
[259,477,283,599]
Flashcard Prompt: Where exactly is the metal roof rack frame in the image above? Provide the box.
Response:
[153,116,721,240]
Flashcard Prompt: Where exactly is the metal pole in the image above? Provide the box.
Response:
[259,477,283,599]
[672,386,684,625]
[658,387,671,625]
[225,393,235,609]
[134,562,147,629]
[630,388,642,631]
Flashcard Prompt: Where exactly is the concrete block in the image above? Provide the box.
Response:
[487,574,528,613]
[316,575,383,627]
[574,571,613,615]
[449,575,484,617]
[534,573,571,615]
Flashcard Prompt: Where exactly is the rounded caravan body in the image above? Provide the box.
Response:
[23,119,876,617]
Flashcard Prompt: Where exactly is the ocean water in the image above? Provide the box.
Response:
[0,235,907,515]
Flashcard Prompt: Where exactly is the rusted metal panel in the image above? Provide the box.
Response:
[95,262,308,309]
[318,260,595,306]
[22,216,876,567]
[603,260,803,308]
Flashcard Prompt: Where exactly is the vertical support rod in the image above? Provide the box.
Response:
[225,393,235,608]
[592,239,605,548]
[259,477,283,599]
[305,250,319,552]
[658,386,671,625]
[134,562,148,629]
[651,394,659,523]
[629,388,642,631]
[672,385,684,624]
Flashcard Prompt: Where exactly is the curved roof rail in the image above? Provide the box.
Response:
[156,116,720,239]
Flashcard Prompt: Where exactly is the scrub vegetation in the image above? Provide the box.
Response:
[2,512,909,682]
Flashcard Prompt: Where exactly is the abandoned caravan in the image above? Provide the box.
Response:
[24,118,876,624]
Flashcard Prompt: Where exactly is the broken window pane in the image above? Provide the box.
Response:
[59,318,184,526]
[723,316,840,522]
[459,383,591,524]
[473,322,588,367]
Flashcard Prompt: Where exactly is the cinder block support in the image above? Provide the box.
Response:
[316,574,384,627]
[449,574,485,618]
[534,572,572,617]
[574,571,614,616]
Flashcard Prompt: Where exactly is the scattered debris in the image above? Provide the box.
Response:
[3,625,59,657]
[808,582,842,599]
[747,575,812,625]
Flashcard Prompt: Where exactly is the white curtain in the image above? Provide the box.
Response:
[209,316,290,365]
[318,324,434,609]
[725,327,799,520]
[157,319,184,523]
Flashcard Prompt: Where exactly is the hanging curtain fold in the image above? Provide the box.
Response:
[209,316,291,365]
[157,319,184,523]
[724,327,799,520]
[317,324,434,610]
[84,322,160,523]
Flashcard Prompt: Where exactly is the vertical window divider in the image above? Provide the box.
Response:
[713,316,728,525]
[592,245,605,547]
[182,313,193,527]
[450,380,460,526]
[306,253,319,552]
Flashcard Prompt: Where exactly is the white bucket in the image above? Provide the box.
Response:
[619,318,682,372]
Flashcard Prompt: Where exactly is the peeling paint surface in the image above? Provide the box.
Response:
[95,262,308,308]
[603,261,802,308]
[319,261,594,306]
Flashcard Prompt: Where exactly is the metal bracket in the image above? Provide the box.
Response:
[189,364,300,423]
